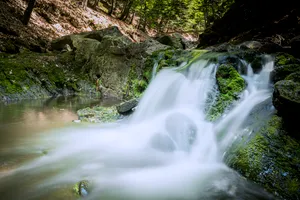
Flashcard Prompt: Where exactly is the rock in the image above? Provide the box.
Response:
[270,64,300,83]
[290,35,300,57]
[73,180,90,197]
[274,52,299,66]
[207,64,246,121]
[273,80,300,118]
[77,106,119,123]
[50,27,171,100]
[239,41,262,50]
[156,34,185,49]
[258,42,283,53]
[213,43,236,52]
[286,72,300,82]
[51,26,123,51]
[225,114,300,200]
[116,98,139,115]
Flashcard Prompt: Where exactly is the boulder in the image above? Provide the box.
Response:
[77,106,119,123]
[273,80,300,118]
[116,98,139,115]
[274,52,299,66]
[239,41,262,50]
[207,64,246,121]
[270,64,300,83]
[51,26,123,51]
[226,113,300,200]
[50,27,170,100]
[73,180,90,197]
[290,35,300,57]
[156,34,185,49]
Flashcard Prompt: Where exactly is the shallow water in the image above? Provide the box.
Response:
[0,58,276,200]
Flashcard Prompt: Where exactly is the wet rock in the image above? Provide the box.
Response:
[116,98,139,115]
[286,72,300,82]
[273,80,300,118]
[73,180,90,197]
[207,64,246,121]
[225,114,300,199]
[274,52,299,66]
[270,64,300,83]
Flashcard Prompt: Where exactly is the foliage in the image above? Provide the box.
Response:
[91,0,234,34]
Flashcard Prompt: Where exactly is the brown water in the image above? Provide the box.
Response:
[0,96,117,175]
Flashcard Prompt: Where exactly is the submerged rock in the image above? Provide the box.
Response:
[116,98,139,115]
[165,112,197,151]
[149,133,176,152]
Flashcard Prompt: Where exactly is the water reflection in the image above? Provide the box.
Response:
[0,96,116,174]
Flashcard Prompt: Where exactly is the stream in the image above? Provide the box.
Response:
[0,57,276,200]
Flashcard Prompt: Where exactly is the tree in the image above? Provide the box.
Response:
[108,0,116,16]
[83,0,88,10]
[22,0,36,25]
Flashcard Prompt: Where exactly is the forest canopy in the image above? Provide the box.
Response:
[85,0,234,34]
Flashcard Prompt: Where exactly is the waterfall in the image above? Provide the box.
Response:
[0,55,275,200]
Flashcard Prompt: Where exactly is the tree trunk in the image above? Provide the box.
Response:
[92,0,99,8]
[119,0,133,21]
[130,12,135,24]
[22,0,36,25]
[83,0,88,10]
[108,0,115,15]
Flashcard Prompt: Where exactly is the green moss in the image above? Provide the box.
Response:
[0,50,93,100]
[226,115,300,199]
[207,64,246,121]
[286,72,300,82]
[77,106,119,123]
[275,52,299,66]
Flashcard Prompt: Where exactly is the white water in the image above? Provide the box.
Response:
[0,57,275,200]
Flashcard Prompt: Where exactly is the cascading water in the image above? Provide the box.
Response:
[0,55,275,200]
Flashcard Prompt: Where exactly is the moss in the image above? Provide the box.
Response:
[207,64,246,121]
[275,52,299,66]
[77,106,119,123]
[226,115,300,199]
[176,50,209,71]
[286,72,300,82]
[0,50,93,101]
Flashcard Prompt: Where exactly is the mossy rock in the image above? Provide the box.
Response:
[286,72,300,82]
[226,115,300,199]
[274,52,299,66]
[207,64,246,121]
[270,64,300,83]
[73,180,90,197]
[0,51,94,102]
[77,106,120,123]
[272,80,300,133]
